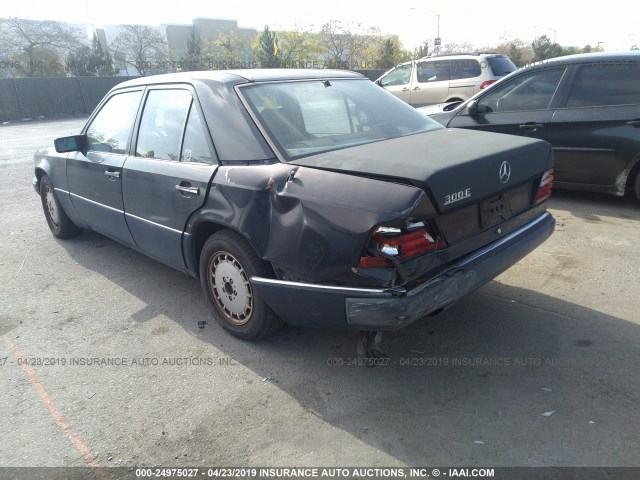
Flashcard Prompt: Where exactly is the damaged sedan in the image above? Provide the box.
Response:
[34,70,555,343]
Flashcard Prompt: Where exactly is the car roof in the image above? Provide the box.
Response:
[113,69,365,89]
[527,50,640,67]
[420,53,504,60]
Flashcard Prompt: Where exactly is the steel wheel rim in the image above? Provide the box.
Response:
[208,251,253,325]
[44,185,60,227]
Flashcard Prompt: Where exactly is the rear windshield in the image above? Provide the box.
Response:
[240,78,442,160]
[487,56,517,76]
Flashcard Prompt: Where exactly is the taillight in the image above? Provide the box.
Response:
[534,168,554,205]
[359,225,446,269]
[480,80,496,89]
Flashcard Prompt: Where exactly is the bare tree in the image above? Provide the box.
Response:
[0,17,84,76]
[318,20,380,68]
[109,24,168,75]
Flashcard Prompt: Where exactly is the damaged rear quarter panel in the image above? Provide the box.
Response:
[188,163,426,285]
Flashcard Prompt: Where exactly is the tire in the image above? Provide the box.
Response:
[199,230,283,340]
[634,170,640,202]
[39,175,81,239]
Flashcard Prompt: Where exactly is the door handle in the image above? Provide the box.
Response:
[412,86,421,91]
[175,185,200,195]
[401,87,410,92]
[104,170,120,179]
[627,120,640,127]
[519,123,544,131]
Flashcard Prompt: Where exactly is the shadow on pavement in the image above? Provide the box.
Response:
[58,230,640,467]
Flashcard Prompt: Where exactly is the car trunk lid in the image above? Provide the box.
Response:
[290,128,552,214]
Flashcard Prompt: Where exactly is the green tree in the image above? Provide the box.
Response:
[66,34,117,76]
[413,39,433,59]
[273,28,322,67]
[198,30,254,69]
[255,26,279,68]
[12,47,66,76]
[531,35,563,62]
[371,36,410,69]
[182,33,202,70]
[494,39,533,67]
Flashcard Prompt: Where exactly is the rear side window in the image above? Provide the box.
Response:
[136,89,192,161]
[566,63,640,107]
[417,61,450,83]
[181,105,214,164]
[449,60,482,80]
[86,90,142,154]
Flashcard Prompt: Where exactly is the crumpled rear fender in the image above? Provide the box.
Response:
[186,163,428,286]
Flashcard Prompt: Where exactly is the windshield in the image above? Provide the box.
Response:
[240,78,442,160]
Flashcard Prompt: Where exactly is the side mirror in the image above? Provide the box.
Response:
[54,134,86,153]
[466,100,479,116]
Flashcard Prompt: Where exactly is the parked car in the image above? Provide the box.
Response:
[375,53,517,107]
[34,69,555,342]
[421,52,640,199]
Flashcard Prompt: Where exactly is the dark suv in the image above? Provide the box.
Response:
[424,52,640,199]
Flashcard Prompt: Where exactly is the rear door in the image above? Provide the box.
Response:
[446,66,569,141]
[411,60,451,106]
[67,88,143,247]
[122,86,218,270]
[547,61,640,187]
[447,59,482,100]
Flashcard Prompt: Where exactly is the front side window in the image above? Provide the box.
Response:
[477,67,565,113]
[380,64,412,86]
[566,63,640,107]
[136,89,192,161]
[242,78,442,160]
[86,90,142,154]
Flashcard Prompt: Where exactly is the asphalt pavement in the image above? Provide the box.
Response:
[1,118,639,469]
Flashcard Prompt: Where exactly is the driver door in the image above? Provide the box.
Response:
[378,63,413,104]
[67,88,143,247]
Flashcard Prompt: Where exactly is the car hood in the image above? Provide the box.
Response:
[291,129,553,212]
[416,102,462,116]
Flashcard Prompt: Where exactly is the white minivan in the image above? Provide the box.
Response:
[376,53,517,107]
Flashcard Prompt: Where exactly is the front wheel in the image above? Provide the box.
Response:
[634,170,640,202]
[39,175,81,238]
[199,230,283,339]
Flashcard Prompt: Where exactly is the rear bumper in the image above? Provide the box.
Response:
[251,212,555,330]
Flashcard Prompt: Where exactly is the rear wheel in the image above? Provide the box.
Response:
[199,230,283,339]
[634,170,640,202]
[39,175,81,238]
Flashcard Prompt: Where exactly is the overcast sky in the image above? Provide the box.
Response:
[3,0,638,51]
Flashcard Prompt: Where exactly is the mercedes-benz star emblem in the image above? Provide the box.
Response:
[499,161,511,184]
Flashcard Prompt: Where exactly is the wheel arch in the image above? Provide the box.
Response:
[626,154,640,195]
[185,219,274,280]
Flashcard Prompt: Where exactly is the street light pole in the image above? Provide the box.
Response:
[431,11,440,54]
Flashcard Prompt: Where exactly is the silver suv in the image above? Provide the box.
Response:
[376,53,517,107]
